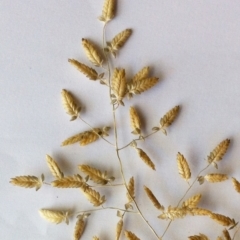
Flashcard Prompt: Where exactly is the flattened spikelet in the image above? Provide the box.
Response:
[126,177,135,202]
[125,231,141,240]
[129,106,141,135]
[232,177,240,193]
[177,152,191,180]
[188,233,209,240]
[68,59,98,80]
[62,128,102,147]
[46,155,64,179]
[79,165,111,185]
[82,38,103,67]
[144,186,163,210]
[132,66,150,82]
[207,139,230,165]
[39,209,69,224]
[51,174,85,188]
[111,68,127,104]
[99,0,115,22]
[82,187,106,207]
[204,173,228,183]
[210,213,235,226]
[190,208,212,216]
[182,194,201,209]
[223,229,231,240]
[109,29,132,53]
[127,77,158,97]
[160,106,180,134]
[115,219,123,240]
[93,237,99,240]
[61,89,81,120]
[74,216,85,240]
[158,206,187,220]
[10,175,43,191]
[137,148,155,170]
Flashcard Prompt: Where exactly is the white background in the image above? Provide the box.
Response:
[1,1,240,239]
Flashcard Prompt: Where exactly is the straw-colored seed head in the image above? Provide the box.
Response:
[74,216,85,240]
[99,0,115,22]
[182,194,202,209]
[111,68,127,103]
[210,213,235,226]
[129,106,141,135]
[79,165,113,185]
[222,229,231,240]
[232,177,240,193]
[126,176,135,202]
[144,186,163,210]
[82,38,103,67]
[68,59,98,80]
[132,66,150,82]
[46,155,64,179]
[188,233,209,240]
[109,29,132,53]
[39,209,69,224]
[81,187,106,207]
[177,152,191,180]
[160,106,180,133]
[92,237,99,240]
[207,139,230,165]
[204,173,228,183]
[61,89,81,120]
[115,219,123,240]
[158,206,187,220]
[51,174,85,188]
[137,148,155,170]
[79,129,100,146]
[10,175,43,191]
[190,208,212,216]
[127,77,158,97]
[125,231,140,240]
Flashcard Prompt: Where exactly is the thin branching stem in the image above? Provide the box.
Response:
[79,116,115,146]
[160,163,211,239]
[103,24,161,240]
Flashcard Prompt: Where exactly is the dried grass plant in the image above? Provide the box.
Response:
[10,0,240,239]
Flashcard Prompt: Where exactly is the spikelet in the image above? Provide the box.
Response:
[82,38,103,67]
[159,106,180,135]
[158,206,187,220]
[144,186,164,210]
[99,0,115,22]
[127,77,158,98]
[222,229,231,240]
[129,106,141,135]
[62,128,105,146]
[111,68,127,105]
[82,187,106,207]
[46,155,64,179]
[68,59,98,80]
[177,152,191,180]
[115,219,123,240]
[188,233,209,240]
[182,194,202,209]
[132,66,150,82]
[190,208,212,216]
[204,173,228,183]
[74,215,86,240]
[51,174,85,188]
[136,148,155,170]
[10,175,43,191]
[79,165,114,185]
[210,213,235,226]
[126,176,135,202]
[207,139,230,168]
[61,89,81,121]
[93,237,99,240]
[108,29,132,56]
[232,177,240,193]
[125,231,141,240]
[39,209,70,224]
